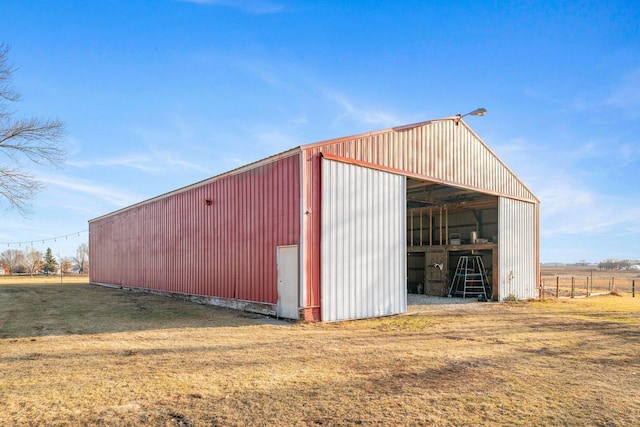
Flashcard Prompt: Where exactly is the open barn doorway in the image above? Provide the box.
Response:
[405,177,499,303]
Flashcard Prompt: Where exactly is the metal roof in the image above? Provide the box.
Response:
[90,116,538,223]
[300,118,539,204]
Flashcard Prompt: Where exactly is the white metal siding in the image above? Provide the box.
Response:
[321,158,406,321]
[498,197,537,299]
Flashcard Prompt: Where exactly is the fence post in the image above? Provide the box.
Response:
[633,280,635,298]
[556,276,559,299]
[612,276,616,293]
[586,276,590,297]
[571,277,575,298]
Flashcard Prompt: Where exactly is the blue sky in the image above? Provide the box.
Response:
[0,0,638,263]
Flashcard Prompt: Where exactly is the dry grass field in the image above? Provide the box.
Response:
[0,274,90,285]
[1,280,639,426]
[541,266,640,297]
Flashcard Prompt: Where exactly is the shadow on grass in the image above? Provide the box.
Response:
[0,283,287,339]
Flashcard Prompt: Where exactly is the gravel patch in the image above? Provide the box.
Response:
[406,294,495,313]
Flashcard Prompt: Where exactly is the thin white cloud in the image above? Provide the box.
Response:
[604,67,640,110]
[209,51,406,133]
[322,89,401,128]
[522,88,564,105]
[538,177,640,236]
[538,179,593,218]
[222,156,251,168]
[491,134,640,245]
[127,119,215,176]
[0,221,43,240]
[165,156,213,175]
[68,147,212,176]
[254,129,300,151]
[491,136,532,157]
[619,143,640,165]
[224,53,404,130]
[178,0,285,14]
[39,174,142,207]
[69,154,185,174]
[529,67,640,117]
[67,155,158,173]
[235,58,290,88]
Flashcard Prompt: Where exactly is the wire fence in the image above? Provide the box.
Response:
[540,275,637,299]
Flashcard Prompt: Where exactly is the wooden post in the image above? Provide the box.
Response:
[419,208,423,246]
[633,280,635,298]
[439,206,442,245]
[411,211,414,246]
[612,276,615,293]
[571,277,575,298]
[445,205,449,245]
[586,276,589,297]
[429,208,433,246]
[556,276,559,299]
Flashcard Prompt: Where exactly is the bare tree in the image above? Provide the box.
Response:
[0,43,66,214]
[74,243,89,273]
[25,247,43,275]
[0,248,22,273]
[60,256,73,274]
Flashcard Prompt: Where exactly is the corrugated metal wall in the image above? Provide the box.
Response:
[300,120,539,312]
[89,154,301,306]
[498,197,538,300]
[321,158,406,321]
[303,120,537,203]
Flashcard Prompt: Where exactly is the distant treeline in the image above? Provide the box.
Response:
[597,259,640,270]
[0,244,88,275]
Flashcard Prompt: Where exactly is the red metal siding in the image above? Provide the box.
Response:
[89,154,300,305]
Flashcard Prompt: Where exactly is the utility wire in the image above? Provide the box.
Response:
[0,230,88,247]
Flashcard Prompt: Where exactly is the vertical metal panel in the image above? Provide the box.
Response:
[89,153,301,306]
[321,158,406,321]
[498,197,538,300]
